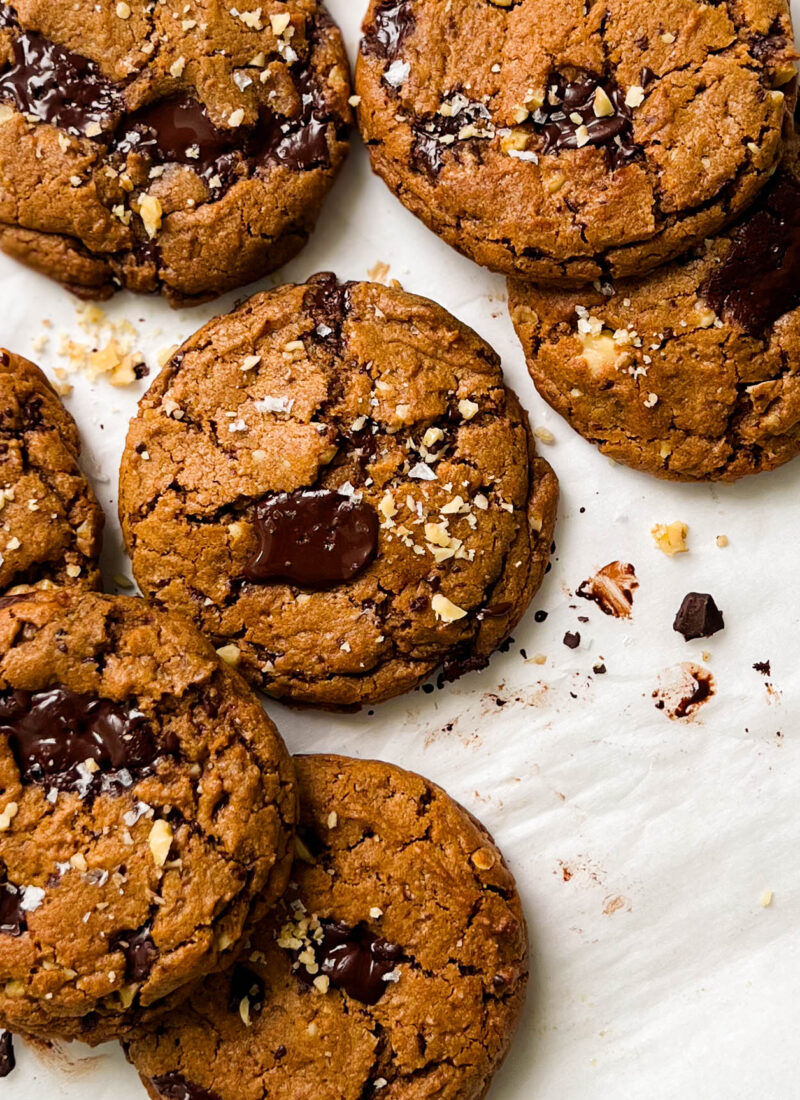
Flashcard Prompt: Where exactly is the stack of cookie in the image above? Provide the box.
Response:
[357,0,800,481]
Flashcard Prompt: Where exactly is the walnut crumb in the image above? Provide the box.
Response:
[651,521,688,556]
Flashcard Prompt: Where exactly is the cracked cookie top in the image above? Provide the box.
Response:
[125,753,528,1100]
[356,0,797,285]
[0,590,296,1043]
[0,0,351,304]
[508,130,800,481]
[118,275,558,709]
[0,349,103,594]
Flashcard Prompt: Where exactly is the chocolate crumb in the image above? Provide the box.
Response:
[563,631,580,649]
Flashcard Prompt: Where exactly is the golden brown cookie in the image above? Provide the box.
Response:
[0,1,351,305]
[125,753,528,1100]
[509,131,800,481]
[0,590,296,1043]
[118,275,558,709]
[356,0,796,285]
[0,349,103,594]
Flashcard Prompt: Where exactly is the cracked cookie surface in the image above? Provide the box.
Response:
[356,0,796,285]
[126,753,528,1100]
[509,131,800,481]
[0,349,103,594]
[118,275,558,709]
[0,589,296,1043]
[0,0,351,305]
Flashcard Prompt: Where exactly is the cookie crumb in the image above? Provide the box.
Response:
[651,521,688,556]
[716,535,728,548]
[759,890,773,908]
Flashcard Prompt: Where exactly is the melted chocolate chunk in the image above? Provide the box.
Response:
[114,95,242,196]
[297,920,403,1005]
[439,649,489,686]
[152,1073,222,1100]
[0,593,28,610]
[0,1030,14,1077]
[0,27,122,136]
[700,171,800,336]
[259,62,333,172]
[304,272,351,345]
[0,687,168,794]
[673,593,725,641]
[0,881,26,936]
[412,100,492,176]
[111,922,157,982]
[533,73,638,168]
[244,490,379,589]
[361,0,415,60]
[228,965,264,1015]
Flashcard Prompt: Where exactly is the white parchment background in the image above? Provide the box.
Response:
[3,2,800,1097]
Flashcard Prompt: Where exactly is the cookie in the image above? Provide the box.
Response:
[119,274,558,708]
[0,1,351,305]
[355,0,797,285]
[125,753,528,1100]
[0,349,103,594]
[0,589,296,1043]
[508,131,800,481]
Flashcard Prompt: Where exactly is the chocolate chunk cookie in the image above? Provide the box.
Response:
[0,1,351,305]
[118,275,558,708]
[0,589,296,1043]
[509,132,800,481]
[125,754,528,1100]
[0,349,103,594]
[356,0,797,285]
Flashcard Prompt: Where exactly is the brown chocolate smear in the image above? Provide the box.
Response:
[0,881,26,936]
[296,919,403,1005]
[152,1074,222,1100]
[577,561,638,618]
[412,100,492,176]
[0,27,122,136]
[0,1031,14,1077]
[533,73,639,168]
[653,663,716,720]
[244,490,379,589]
[227,964,264,1016]
[111,922,157,982]
[0,687,170,794]
[700,171,800,337]
[361,0,415,60]
[673,593,724,641]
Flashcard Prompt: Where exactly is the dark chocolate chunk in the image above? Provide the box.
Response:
[303,272,351,346]
[111,922,157,982]
[700,171,800,336]
[563,631,581,649]
[244,490,379,589]
[0,1030,14,1077]
[0,881,26,936]
[258,62,333,172]
[0,28,122,137]
[439,648,489,685]
[227,965,264,1016]
[672,593,724,641]
[296,919,403,1005]
[151,1073,222,1100]
[532,73,639,168]
[361,0,415,60]
[412,101,492,175]
[0,687,169,794]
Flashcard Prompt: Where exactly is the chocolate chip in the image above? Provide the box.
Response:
[438,649,489,684]
[753,660,771,677]
[412,100,492,175]
[534,609,548,623]
[672,593,725,641]
[151,1073,222,1100]
[0,1031,14,1078]
[700,170,800,336]
[303,272,351,347]
[361,0,415,60]
[563,631,581,649]
[295,919,403,1005]
[228,965,264,1016]
[243,490,379,589]
[532,72,639,168]
[0,881,26,937]
[0,28,122,136]
[111,922,157,983]
[593,662,607,674]
[0,687,171,794]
